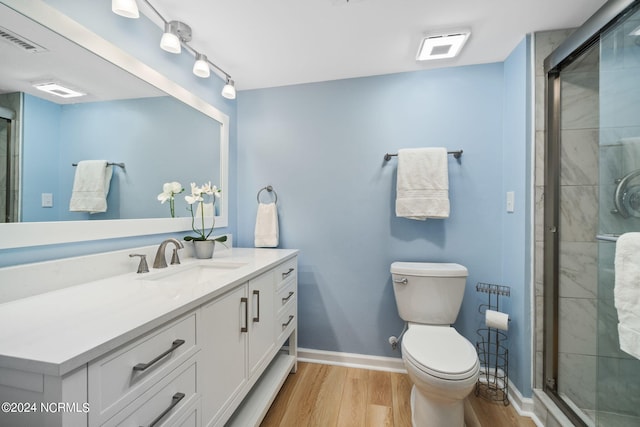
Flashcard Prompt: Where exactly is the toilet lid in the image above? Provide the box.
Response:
[402,325,479,381]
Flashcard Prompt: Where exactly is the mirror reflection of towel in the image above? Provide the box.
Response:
[255,203,279,247]
[69,160,113,213]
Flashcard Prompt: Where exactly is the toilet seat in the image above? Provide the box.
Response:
[402,325,479,381]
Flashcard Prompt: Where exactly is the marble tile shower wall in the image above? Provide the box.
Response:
[534,29,600,421]
[533,30,574,396]
[557,43,600,419]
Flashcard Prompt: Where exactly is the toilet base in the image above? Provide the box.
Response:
[410,385,465,427]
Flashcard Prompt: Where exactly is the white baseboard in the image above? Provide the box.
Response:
[507,379,544,426]
[297,347,406,373]
[297,348,541,425]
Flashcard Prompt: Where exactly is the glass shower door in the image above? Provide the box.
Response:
[545,3,640,426]
[595,5,640,425]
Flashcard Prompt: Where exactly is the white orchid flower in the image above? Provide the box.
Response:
[185,182,204,205]
[157,181,183,203]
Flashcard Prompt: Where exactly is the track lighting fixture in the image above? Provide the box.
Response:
[160,21,191,54]
[111,0,139,19]
[221,78,236,100]
[112,0,236,100]
[193,53,210,78]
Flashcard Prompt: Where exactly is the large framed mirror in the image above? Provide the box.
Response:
[0,0,229,249]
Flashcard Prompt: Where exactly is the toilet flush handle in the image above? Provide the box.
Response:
[393,277,408,285]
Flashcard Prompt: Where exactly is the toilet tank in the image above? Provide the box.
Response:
[391,262,468,325]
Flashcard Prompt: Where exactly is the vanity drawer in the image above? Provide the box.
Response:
[275,257,297,290]
[89,312,198,425]
[275,279,296,316]
[276,303,297,346]
[102,357,198,427]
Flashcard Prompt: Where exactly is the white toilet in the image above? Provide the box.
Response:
[391,262,479,427]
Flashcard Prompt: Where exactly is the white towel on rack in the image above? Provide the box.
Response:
[255,202,279,247]
[395,147,449,220]
[614,232,640,360]
[69,160,113,213]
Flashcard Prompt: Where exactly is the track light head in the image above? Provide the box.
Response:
[160,21,192,54]
[222,78,236,99]
[193,53,210,78]
[112,0,139,18]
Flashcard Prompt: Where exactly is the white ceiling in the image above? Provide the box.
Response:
[145,0,609,91]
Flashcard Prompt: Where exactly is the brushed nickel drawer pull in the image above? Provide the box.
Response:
[282,267,294,279]
[132,339,185,372]
[241,297,248,332]
[142,392,185,427]
[282,315,294,328]
[282,291,294,303]
[253,290,260,322]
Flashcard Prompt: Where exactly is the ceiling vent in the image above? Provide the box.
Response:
[0,26,47,53]
[416,30,470,61]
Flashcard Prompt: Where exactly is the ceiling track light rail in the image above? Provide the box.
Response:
[111,0,236,99]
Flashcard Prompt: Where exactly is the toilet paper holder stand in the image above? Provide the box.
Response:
[475,282,511,406]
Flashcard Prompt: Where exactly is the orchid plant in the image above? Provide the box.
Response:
[157,181,184,218]
[184,182,227,244]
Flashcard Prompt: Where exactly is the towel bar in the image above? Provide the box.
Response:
[72,162,125,169]
[384,150,463,161]
[257,185,278,204]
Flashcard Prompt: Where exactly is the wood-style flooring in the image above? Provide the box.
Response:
[261,362,536,427]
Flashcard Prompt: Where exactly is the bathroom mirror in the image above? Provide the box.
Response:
[0,1,229,249]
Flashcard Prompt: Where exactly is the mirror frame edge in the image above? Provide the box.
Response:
[0,0,229,250]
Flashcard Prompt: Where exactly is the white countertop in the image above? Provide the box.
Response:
[0,248,297,377]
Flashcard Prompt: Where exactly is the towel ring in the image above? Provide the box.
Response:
[257,185,278,204]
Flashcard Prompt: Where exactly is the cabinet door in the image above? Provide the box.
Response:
[248,270,276,376]
[200,284,248,426]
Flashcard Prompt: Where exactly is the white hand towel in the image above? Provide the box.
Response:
[395,147,450,220]
[69,160,113,213]
[255,202,279,247]
[614,232,640,360]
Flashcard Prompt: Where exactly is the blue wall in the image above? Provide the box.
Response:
[238,51,532,395]
[21,94,61,222]
[501,36,533,396]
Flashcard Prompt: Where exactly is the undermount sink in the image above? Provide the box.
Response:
[142,261,247,285]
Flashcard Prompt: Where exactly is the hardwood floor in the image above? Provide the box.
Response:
[261,362,536,427]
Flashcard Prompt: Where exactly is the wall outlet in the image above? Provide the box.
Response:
[41,193,53,208]
[506,191,515,213]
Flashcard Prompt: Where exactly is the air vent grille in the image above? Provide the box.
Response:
[0,26,47,53]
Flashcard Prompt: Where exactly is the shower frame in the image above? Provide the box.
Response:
[542,0,639,424]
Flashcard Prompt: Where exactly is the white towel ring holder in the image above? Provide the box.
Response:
[257,185,278,204]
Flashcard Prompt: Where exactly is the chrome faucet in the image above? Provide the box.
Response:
[153,238,184,269]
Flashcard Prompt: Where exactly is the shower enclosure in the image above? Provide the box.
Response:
[0,103,17,223]
[544,0,640,425]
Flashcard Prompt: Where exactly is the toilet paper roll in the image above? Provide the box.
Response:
[485,309,509,331]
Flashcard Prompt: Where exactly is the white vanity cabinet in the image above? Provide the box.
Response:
[0,248,297,427]
[201,259,298,427]
[87,311,200,426]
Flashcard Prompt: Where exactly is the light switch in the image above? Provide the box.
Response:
[41,193,53,208]
[506,191,515,213]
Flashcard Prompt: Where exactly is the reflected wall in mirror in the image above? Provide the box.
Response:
[0,0,229,248]
[16,92,220,222]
